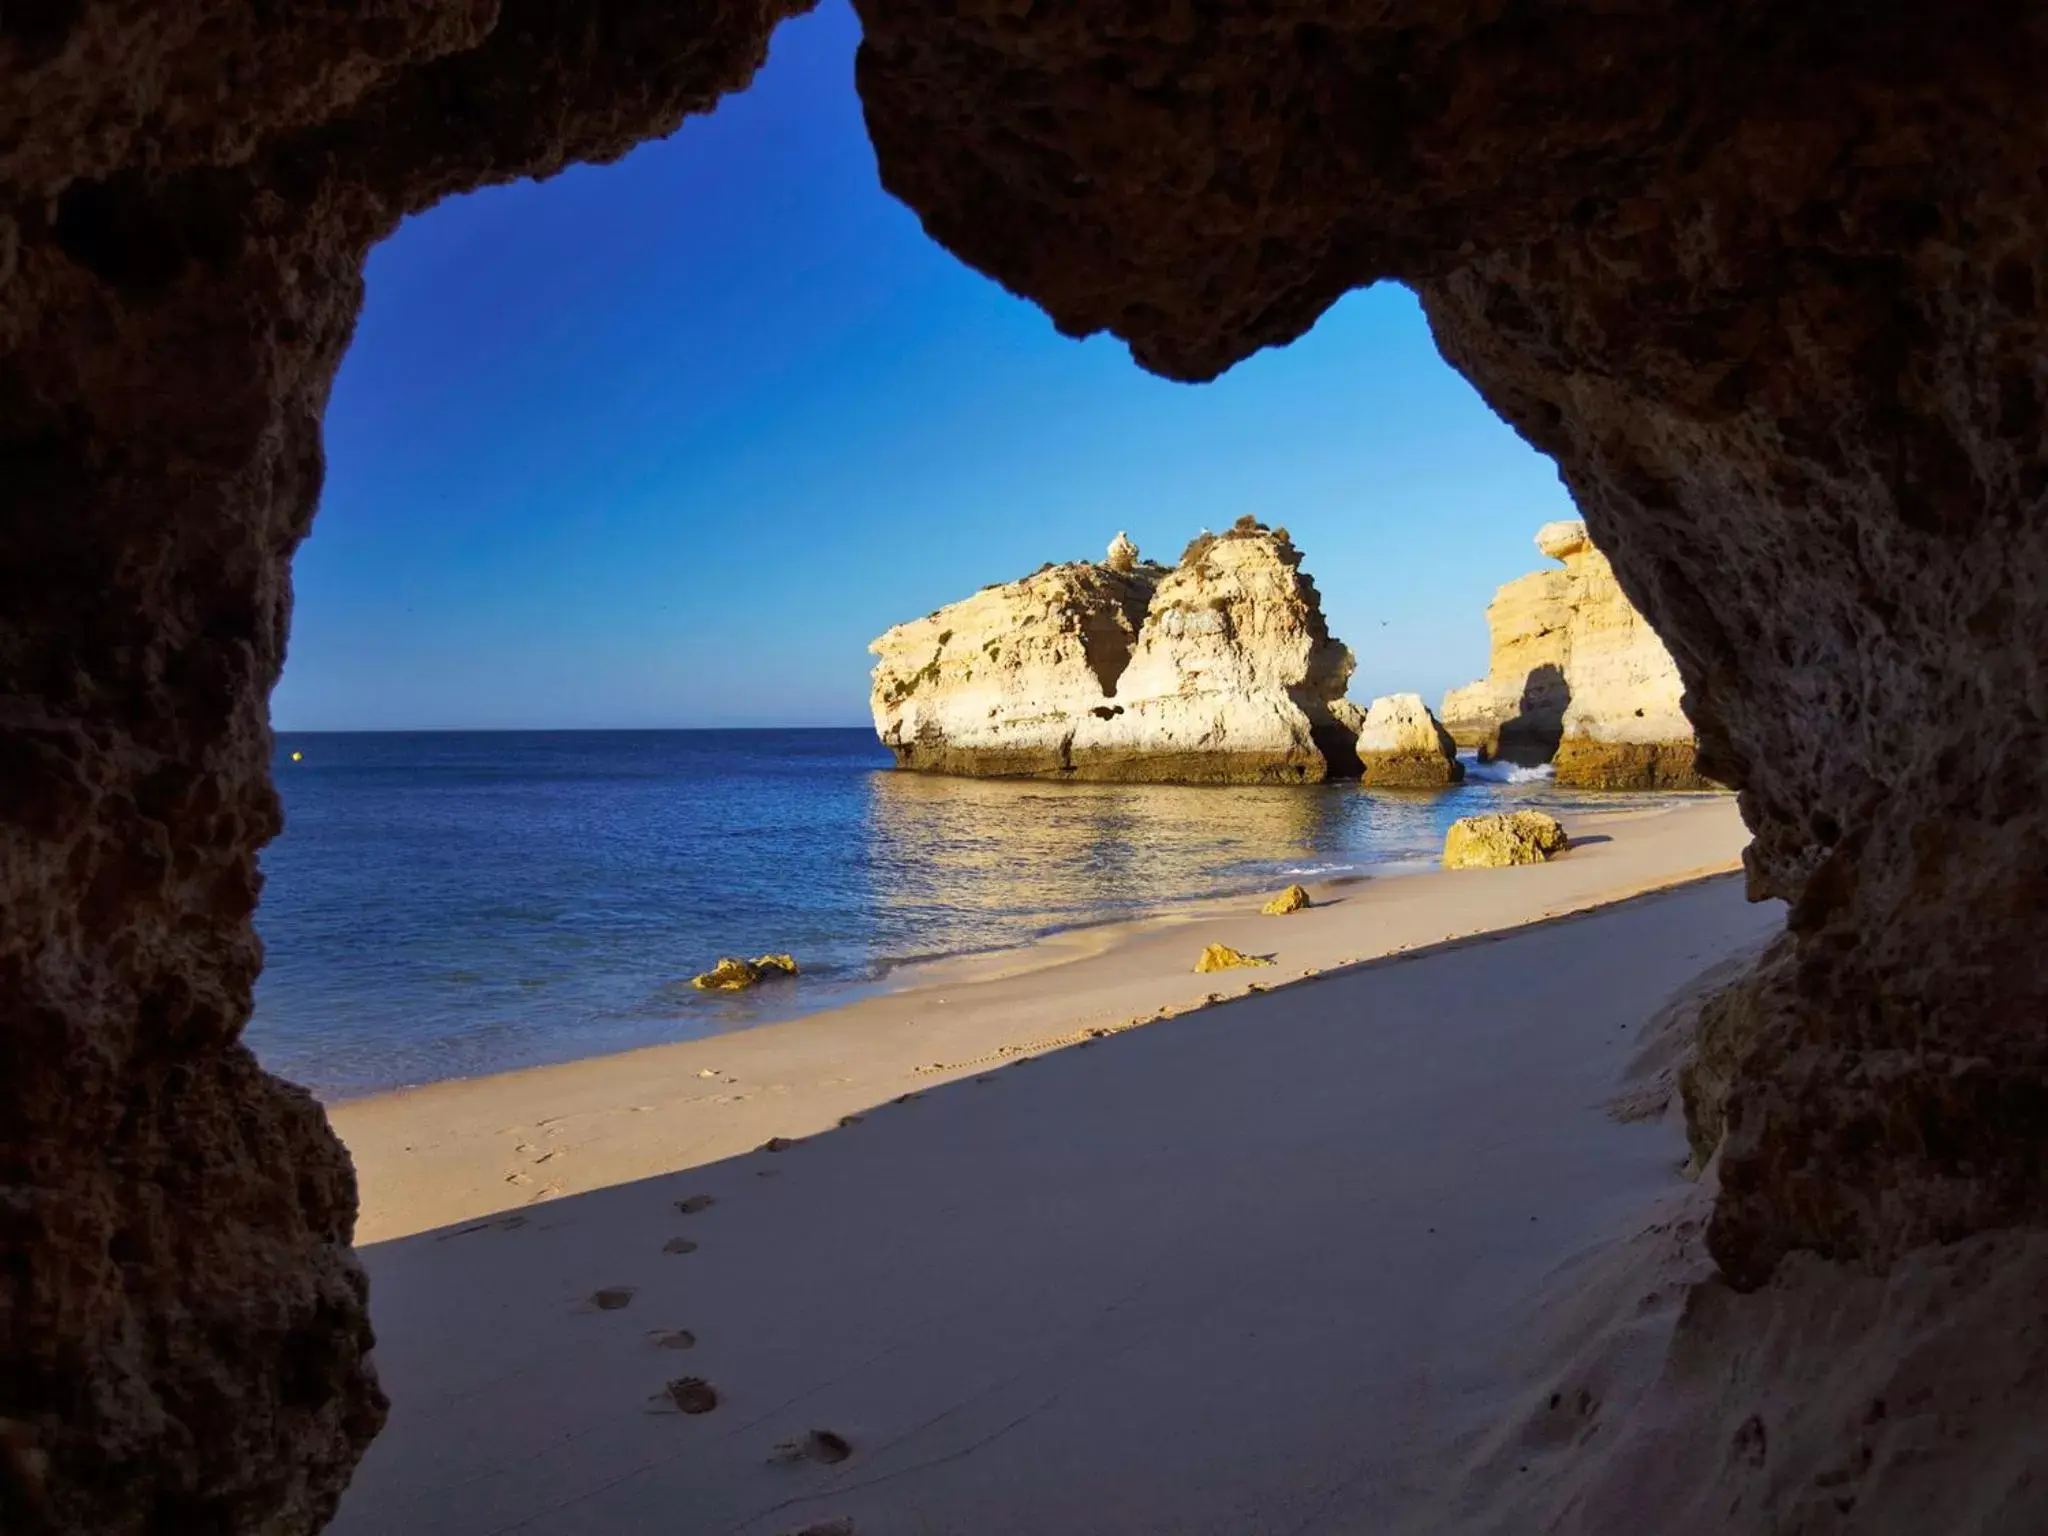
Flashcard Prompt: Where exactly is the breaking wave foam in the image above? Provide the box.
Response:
[1459,754,1556,785]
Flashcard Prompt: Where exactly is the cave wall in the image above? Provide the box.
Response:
[1,0,2043,1529]
[850,0,2048,1288]
[0,4,812,1530]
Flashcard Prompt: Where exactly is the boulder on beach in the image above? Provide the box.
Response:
[1442,811,1569,869]
[1355,692,1464,788]
[1262,884,1311,915]
[691,954,800,991]
[1194,943,1274,973]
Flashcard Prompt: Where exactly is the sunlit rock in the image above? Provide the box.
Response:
[870,520,1361,782]
[1442,811,1570,869]
[1355,692,1464,788]
[1194,943,1274,973]
[1439,521,1702,787]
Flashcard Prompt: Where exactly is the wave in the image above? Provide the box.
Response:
[1459,753,1556,785]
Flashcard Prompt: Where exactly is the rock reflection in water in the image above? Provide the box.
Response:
[862,771,1347,962]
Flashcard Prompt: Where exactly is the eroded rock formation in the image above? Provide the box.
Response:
[1440,520,1703,788]
[1355,692,1463,788]
[850,0,2048,1301]
[5,0,2046,1528]
[0,4,813,1531]
[870,522,1361,782]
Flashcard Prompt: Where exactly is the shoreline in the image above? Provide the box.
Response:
[329,803,1780,1536]
[332,795,1748,1242]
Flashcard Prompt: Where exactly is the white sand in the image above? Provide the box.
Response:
[328,798,1793,1535]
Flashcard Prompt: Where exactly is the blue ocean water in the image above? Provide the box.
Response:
[249,729,1698,1098]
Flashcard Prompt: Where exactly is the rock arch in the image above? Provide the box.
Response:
[1,2,2041,1529]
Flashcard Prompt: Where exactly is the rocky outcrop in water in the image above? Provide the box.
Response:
[1440,521,1704,789]
[870,522,1361,783]
[1354,693,1463,788]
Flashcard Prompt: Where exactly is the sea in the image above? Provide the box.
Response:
[249,728,1700,1099]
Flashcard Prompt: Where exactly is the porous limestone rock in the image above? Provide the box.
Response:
[1355,693,1464,788]
[1194,944,1273,973]
[1261,884,1311,916]
[869,559,1160,777]
[870,522,1361,783]
[1442,811,1570,870]
[690,954,799,991]
[1439,521,1702,786]
[1105,530,1139,574]
[852,3,2048,1297]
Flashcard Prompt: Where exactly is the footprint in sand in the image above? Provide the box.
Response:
[532,1150,562,1165]
[589,1287,636,1311]
[760,1136,796,1153]
[504,1171,534,1186]
[756,1168,782,1179]
[837,1114,864,1128]
[771,1429,853,1466]
[646,1328,697,1351]
[782,1520,855,1536]
[675,1194,716,1214]
[662,1237,699,1255]
[658,1377,719,1415]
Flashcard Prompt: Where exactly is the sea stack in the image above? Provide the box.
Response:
[1355,693,1463,787]
[1440,520,1707,789]
[869,519,1361,783]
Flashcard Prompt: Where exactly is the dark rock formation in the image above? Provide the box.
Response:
[1,4,812,1531]
[2,0,2044,1527]
[851,1,2048,1289]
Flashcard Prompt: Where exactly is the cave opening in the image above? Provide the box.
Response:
[3,0,2044,1532]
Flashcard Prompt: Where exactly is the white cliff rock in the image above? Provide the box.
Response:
[1355,692,1463,787]
[1440,520,1708,788]
[870,520,1361,783]
[1105,530,1140,573]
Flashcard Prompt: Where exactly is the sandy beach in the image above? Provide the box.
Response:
[324,797,1788,1534]
[334,796,1747,1243]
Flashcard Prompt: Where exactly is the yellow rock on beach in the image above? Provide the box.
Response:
[691,954,800,991]
[1261,884,1311,915]
[1194,944,1274,974]
[1441,811,1569,869]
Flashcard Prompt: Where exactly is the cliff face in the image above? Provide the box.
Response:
[870,558,1162,777]
[871,526,1360,782]
[1441,521,1703,788]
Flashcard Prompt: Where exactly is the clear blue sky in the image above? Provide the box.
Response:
[275,0,1577,732]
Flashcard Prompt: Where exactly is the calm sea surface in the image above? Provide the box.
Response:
[249,728,1699,1098]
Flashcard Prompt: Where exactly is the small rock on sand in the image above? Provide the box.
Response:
[1195,943,1275,973]
[1262,883,1312,915]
